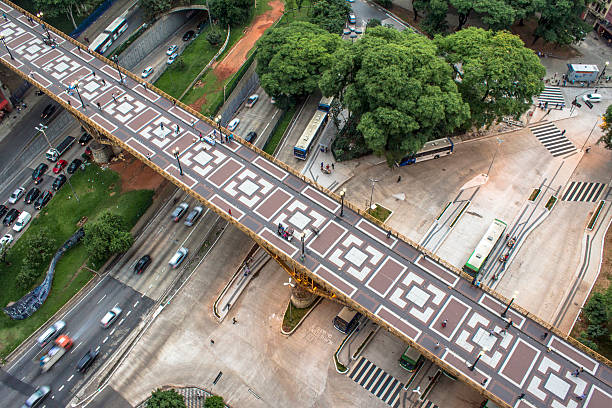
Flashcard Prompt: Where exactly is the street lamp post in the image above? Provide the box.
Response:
[35,124,79,202]
[111,55,124,84]
[71,81,86,109]
[469,350,485,371]
[580,116,601,152]
[501,291,518,318]
[172,147,183,175]
[339,188,346,217]
[486,137,503,177]
[36,12,51,41]
[368,178,379,210]
[283,278,296,321]
[599,61,609,81]
[300,232,305,262]
[0,36,14,60]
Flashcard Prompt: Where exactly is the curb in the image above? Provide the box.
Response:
[280,297,322,336]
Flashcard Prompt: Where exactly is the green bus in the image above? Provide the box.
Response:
[464,219,507,275]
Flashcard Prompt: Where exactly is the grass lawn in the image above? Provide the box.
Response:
[276,0,312,26]
[17,0,104,34]
[0,164,154,359]
[281,301,313,333]
[264,104,295,155]
[367,204,392,223]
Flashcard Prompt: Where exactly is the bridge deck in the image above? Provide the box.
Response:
[1,2,610,407]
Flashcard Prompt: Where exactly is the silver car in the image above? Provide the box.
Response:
[8,187,25,204]
[169,247,188,268]
[21,385,50,408]
[100,306,122,328]
[184,206,203,227]
[36,320,66,347]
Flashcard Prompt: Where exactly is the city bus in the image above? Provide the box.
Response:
[88,17,128,54]
[396,137,454,166]
[293,96,333,160]
[464,219,507,275]
[333,306,361,334]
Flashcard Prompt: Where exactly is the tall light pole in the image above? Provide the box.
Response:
[283,278,296,321]
[501,291,518,318]
[111,55,124,84]
[71,80,86,109]
[35,124,79,202]
[599,61,609,81]
[172,147,183,175]
[0,36,14,60]
[300,232,306,262]
[368,178,379,210]
[486,138,503,177]
[469,350,485,371]
[580,116,601,152]
[339,188,346,217]
[36,12,51,41]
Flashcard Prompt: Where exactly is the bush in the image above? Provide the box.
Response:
[367,19,381,29]
[147,389,186,408]
[206,29,223,46]
[205,395,224,408]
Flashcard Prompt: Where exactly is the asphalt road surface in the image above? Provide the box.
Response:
[230,86,282,150]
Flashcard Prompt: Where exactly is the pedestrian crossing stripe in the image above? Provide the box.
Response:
[422,400,440,408]
[349,357,404,408]
[537,86,565,108]
[562,182,607,202]
[529,122,576,157]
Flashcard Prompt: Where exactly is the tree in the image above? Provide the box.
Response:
[83,212,133,266]
[204,395,225,408]
[147,389,186,408]
[15,228,57,289]
[256,21,343,98]
[138,0,172,20]
[206,29,223,45]
[322,26,470,163]
[450,0,516,31]
[33,0,79,29]
[436,27,545,129]
[310,0,352,34]
[532,0,591,45]
[208,0,252,27]
[421,0,449,35]
[599,104,612,149]
[366,19,382,29]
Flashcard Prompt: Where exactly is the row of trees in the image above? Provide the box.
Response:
[577,285,612,355]
[411,0,591,45]
[256,22,545,162]
[147,389,224,408]
[600,105,612,149]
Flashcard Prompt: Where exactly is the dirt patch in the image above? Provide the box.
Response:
[213,0,285,82]
[109,154,166,193]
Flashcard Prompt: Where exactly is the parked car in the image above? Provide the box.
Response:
[13,211,31,232]
[167,53,178,65]
[76,349,99,373]
[166,44,178,55]
[34,190,53,210]
[182,30,194,41]
[141,66,154,78]
[32,163,48,184]
[21,385,50,408]
[582,93,602,103]
[169,247,188,268]
[25,188,41,204]
[3,208,19,226]
[67,158,82,174]
[171,202,189,222]
[78,132,92,145]
[227,118,240,131]
[184,206,203,227]
[0,204,8,219]
[100,306,122,328]
[245,131,257,143]
[0,233,13,248]
[36,320,66,347]
[52,159,67,174]
[40,103,56,120]
[134,254,151,274]
[245,94,259,108]
[8,187,25,204]
[52,175,67,191]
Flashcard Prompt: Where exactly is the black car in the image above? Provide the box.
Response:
[32,163,48,184]
[52,175,66,191]
[3,208,19,226]
[0,205,8,219]
[25,187,41,204]
[34,191,52,210]
[134,255,152,274]
[67,159,82,174]
[182,30,194,41]
[76,349,99,373]
[40,103,56,120]
[78,132,92,145]
[245,131,257,143]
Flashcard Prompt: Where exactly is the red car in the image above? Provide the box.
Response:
[53,159,67,174]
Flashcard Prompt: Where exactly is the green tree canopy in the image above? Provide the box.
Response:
[533,0,591,45]
[15,228,57,290]
[83,212,133,266]
[310,0,352,34]
[204,395,225,408]
[208,0,252,27]
[33,0,79,28]
[256,21,343,98]
[322,26,470,162]
[435,27,545,128]
[147,389,186,408]
[600,104,612,149]
[138,0,172,20]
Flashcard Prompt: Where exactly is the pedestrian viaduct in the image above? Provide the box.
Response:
[0,2,611,407]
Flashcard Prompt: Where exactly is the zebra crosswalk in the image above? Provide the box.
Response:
[537,86,565,109]
[349,357,404,408]
[422,401,440,408]
[530,122,576,157]
[562,181,607,202]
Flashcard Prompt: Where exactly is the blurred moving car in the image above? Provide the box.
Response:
[245,94,259,108]
[8,187,25,204]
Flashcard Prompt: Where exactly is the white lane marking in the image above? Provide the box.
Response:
[51,395,55,399]
[155,275,159,280]
[133,301,139,308]
[97,294,107,304]
[110,328,116,336]
[95,345,100,352]
[141,291,146,298]
[21,376,26,381]
[118,318,125,326]
[70,342,82,354]
[58,385,64,391]
[67,374,74,382]
[126,310,132,317]
[103,336,108,344]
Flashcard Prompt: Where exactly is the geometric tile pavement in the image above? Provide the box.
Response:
[2,3,611,408]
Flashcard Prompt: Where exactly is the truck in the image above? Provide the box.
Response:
[46,136,75,162]
[40,334,73,372]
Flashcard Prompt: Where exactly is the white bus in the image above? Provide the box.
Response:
[464,219,507,274]
[293,96,333,160]
[396,137,454,166]
[88,17,128,54]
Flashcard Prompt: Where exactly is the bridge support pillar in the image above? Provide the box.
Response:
[290,284,318,309]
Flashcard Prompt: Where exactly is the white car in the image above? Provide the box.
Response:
[166,44,178,55]
[141,66,154,78]
[582,93,602,103]
[167,53,178,65]
[169,247,188,268]
[227,118,240,131]
[0,233,13,248]
[8,187,25,204]
[245,94,259,108]
[13,211,31,232]
[100,306,122,328]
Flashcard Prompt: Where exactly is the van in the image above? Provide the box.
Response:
[399,346,425,372]
[348,13,356,24]
[37,320,66,347]
[582,93,602,103]
[333,306,361,334]
[13,211,31,232]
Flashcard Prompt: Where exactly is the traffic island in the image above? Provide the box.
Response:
[280,297,321,335]
[367,203,392,222]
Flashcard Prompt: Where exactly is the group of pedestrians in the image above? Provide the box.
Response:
[320,162,334,174]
